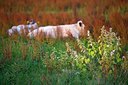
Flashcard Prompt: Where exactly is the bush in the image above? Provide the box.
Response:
[42,26,128,84]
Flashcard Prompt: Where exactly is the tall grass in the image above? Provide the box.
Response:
[0,26,128,84]
[0,0,127,43]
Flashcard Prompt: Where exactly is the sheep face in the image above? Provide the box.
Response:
[76,21,85,31]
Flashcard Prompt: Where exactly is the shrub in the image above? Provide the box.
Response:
[41,26,127,84]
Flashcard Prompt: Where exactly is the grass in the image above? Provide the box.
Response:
[0,37,77,85]
[0,28,128,85]
[0,58,45,85]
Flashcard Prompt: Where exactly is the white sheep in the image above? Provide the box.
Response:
[27,20,85,39]
[8,21,38,36]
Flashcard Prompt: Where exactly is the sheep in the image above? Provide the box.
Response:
[7,20,38,36]
[58,20,85,38]
[8,26,17,36]
[27,20,85,39]
[27,20,38,32]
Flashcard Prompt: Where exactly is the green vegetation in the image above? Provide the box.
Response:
[0,26,128,85]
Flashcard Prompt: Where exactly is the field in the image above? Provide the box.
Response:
[0,0,128,85]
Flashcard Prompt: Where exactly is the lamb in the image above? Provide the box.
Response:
[8,20,38,36]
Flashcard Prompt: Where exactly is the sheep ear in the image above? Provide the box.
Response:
[79,22,82,27]
[27,21,30,24]
[37,21,40,25]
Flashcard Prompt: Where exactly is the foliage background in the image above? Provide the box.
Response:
[0,0,128,44]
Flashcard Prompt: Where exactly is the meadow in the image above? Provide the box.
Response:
[0,0,128,85]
